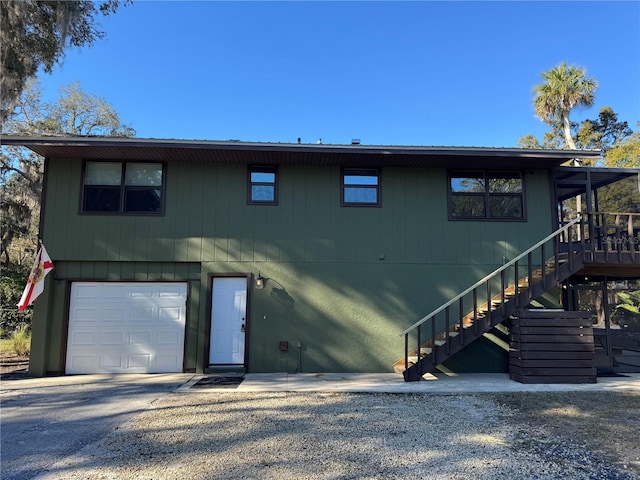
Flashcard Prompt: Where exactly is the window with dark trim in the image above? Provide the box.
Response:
[248,166,278,204]
[342,168,380,206]
[82,161,164,214]
[449,170,524,220]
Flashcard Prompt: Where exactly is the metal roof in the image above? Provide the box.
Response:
[0,135,603,169]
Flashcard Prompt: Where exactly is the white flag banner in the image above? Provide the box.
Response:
[18,244,54,311]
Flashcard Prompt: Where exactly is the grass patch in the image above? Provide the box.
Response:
[491,391,640,475]
[0,337,13,354]
[0,326,31,357]
[11,325,31,356]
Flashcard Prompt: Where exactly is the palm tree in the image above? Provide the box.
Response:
[533,62,598,150]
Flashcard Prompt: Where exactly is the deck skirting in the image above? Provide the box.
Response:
[509,310,596,384]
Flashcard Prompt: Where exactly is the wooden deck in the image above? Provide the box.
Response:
[578,252,640,277]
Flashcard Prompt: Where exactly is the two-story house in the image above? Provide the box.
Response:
[3,136,639,380]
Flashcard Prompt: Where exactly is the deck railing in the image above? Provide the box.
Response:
[580,212,640,259]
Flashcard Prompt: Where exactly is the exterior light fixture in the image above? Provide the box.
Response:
[256,272,264,289]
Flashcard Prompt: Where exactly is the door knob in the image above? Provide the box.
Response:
[241,323,245,332]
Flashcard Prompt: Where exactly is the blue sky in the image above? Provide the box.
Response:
[37,1,640,147]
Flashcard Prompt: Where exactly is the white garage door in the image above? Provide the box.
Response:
[66,282,187,374]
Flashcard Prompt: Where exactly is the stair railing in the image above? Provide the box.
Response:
[399,215,583,379]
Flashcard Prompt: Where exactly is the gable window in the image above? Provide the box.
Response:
[248,166,277,204]
[449,170,524,220]
[342,168,380,206]
[82,161,164,214]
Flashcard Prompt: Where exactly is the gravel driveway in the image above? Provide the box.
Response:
[32,390,636,480]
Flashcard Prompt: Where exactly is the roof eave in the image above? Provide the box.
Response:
[0,134,601,156]
[0,135,602,169]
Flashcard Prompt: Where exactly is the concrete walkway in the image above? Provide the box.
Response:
[202,371,640,394]
[2,371,639,394]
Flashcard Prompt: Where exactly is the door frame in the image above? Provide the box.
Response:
[205,273,252,370]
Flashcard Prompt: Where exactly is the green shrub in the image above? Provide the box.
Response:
[612,290,640,331]
[11,325,31,356]
[0,262,33,331]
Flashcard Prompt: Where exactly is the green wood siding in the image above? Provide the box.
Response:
[43,161,551,266]
[34,158,555,374]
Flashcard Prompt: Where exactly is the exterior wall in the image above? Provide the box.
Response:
[33,158,555,374]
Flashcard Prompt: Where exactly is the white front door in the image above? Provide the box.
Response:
[210,277,247,365]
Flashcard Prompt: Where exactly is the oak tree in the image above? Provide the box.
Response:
[0,81,134,328]
[0,0,131,122]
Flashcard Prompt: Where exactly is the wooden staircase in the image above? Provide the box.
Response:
[397,218,586,381]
